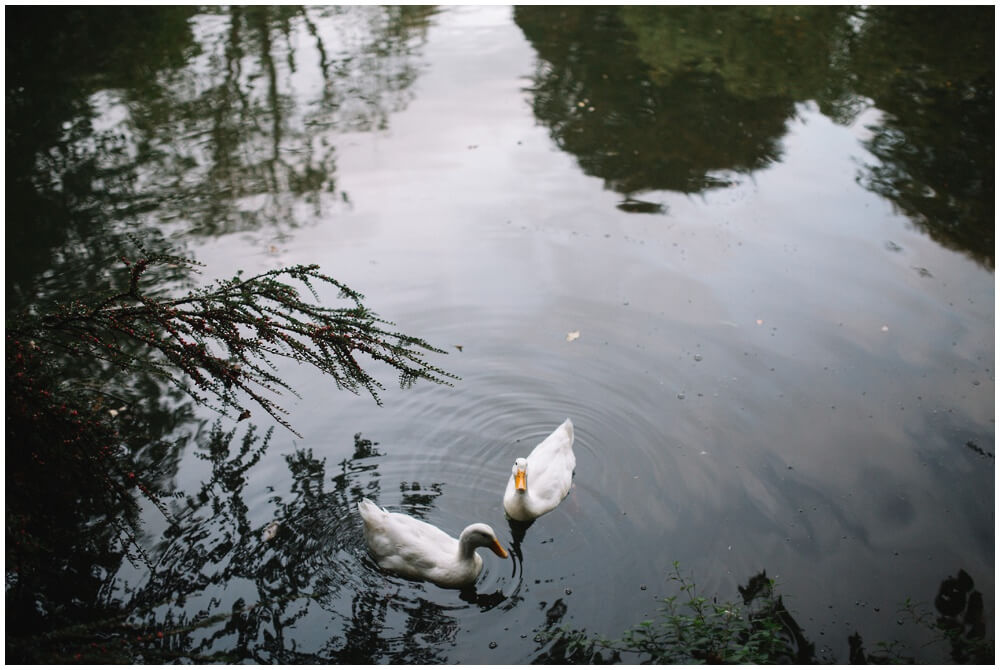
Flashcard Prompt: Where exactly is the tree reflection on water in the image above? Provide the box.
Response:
[516,6,798,195]
[515,5,993,268]
[847,7,994,269]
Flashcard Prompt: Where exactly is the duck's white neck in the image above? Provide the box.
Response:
[457,525,492,560]
[458,536,480,560]
[505,490,536,520]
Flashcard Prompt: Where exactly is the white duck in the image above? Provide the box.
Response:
[357,498,508,588]
[503,418,576,521]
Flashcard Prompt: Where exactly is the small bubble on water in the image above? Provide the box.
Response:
[565,588,573,595]
[693,354,703,362]
[489,641,497,649]
[677,393,686,400]
[640,584,647,590]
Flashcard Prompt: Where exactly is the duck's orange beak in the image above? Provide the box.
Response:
[491,538,509,558]
[514,469,527,492]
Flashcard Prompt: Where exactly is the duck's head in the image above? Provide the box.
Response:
[511,457,528,492]
[460,523,508,558]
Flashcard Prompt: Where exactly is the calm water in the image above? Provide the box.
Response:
[6,5,994,663]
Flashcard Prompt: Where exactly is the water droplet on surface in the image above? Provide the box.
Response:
[489,642,497,649]
[677,392,686,400]
[693,354,703,362]
[565,588,572,595]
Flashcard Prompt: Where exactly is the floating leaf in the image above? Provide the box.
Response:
[566,330,580,342]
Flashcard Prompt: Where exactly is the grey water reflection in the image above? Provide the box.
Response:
[5,4,995,664]
[515,5,993,267]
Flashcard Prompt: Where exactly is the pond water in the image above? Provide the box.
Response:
[6,5,994,664]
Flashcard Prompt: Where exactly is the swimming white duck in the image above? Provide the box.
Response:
[503,418,576,521]
[357,498,508,588]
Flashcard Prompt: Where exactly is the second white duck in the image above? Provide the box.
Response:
[503,418,576,521]
[358,498,508,588]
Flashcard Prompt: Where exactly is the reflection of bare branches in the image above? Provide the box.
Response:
[300,7,333,104]
[79,6,434,238]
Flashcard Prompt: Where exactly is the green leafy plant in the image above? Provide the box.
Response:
[543,562,814,664]
[894,571,992,664]
[545,563,995,664]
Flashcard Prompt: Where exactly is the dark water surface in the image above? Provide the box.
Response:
[6,5,994,663]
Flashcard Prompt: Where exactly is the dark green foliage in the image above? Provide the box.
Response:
[17,243,457,437]
[5,332,179,661]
